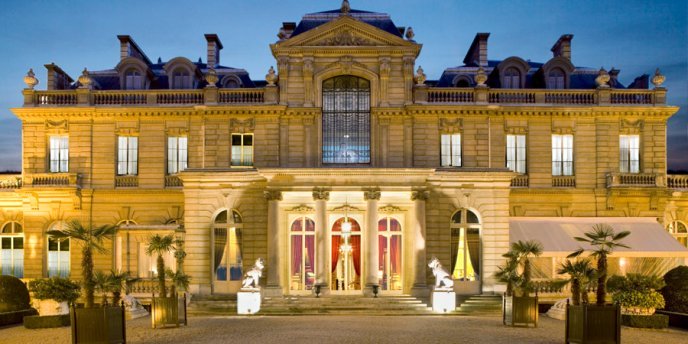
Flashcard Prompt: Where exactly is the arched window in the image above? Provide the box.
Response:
[454,76,472,88]
[290,216,315,290]
[322,76,371,164]
[1,221,23,277]
[172,68,192,89]
[332,217,361,291]
[223,77,241,89]
[450,209,481,281]
[503,68,521,89]
[378,217,402,291]
[668,221,688,247]
[47,222,70,278]
[213,210,243,282]
[124,69,144,90]
[547,68,565,89]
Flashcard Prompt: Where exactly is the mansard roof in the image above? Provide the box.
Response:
[291,8,402,38]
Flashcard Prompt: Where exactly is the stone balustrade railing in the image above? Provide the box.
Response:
[511,174,529,187]
[553,175,576,187]
[25,86,277,107]
[23,173,80,187]
[0,175,22,189]
[667,174,688,189]
[418,86,666,106]
[165,175,183,188]
[115,175,139,188]
[606,173,664,188]
[127,278,165,295]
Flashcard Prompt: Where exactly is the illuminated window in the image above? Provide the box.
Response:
[167,136,188,174]
[441,133,461,167]
[117,136,138,175]
[506,134,527,173]
[213,210,243,282]
[231,134,254,167]
[1,222,23,278]
[290,216,315,290]
[47,222,70,278]
[378,217,402,291]
[668,221,688,247]
[138,242,175,279]
[451,209,480,281]
[322,76,370,164]
[620,135,640,173]
[49,135,69,173]
[552,134,574,176]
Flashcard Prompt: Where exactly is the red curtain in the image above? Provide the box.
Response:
[331,235,341,272]
[291,236,302,275]
[390,235,401,273]
[305,235,315,287]
[351,235,361,276]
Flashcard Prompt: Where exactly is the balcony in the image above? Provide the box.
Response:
[0,175,22,190]
[165,175,183,188]
[115,175,139,188]
[510,174,529,187]
[606,173,664,188]
[668,175,688,189]
[552,176,576,187]
[23,173,80,188]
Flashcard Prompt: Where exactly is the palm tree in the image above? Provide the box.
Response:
[568,223,630,306]
[557,259,595,306]
[47,220,116,308]
[166,269,190,297]
[494,249,521,296]
[109,271,131,305]
[93,271,114,306]
[146,234,175,297]
[510,240,544,297]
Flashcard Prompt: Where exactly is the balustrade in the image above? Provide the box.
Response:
[488,90,536,104]
[606,173,661,187]
[218,89,265,104]
[427,89,474,103]
[511,174,529,187]
[0,175,22,189]
[668,175,688,189]
[165,175,183,188]
[23,173,80,187]
[34,91,77,105]
[610,91,653,104]
[115,175,139,188]
[552,176,576,187]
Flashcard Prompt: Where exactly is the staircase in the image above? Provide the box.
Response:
[455,294,503,315]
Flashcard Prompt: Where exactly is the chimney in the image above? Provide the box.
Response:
[44,63,74,90]
[117,35,152,64]
[204,34,224,69]
[551,34,573,60]
[463,33,489,67]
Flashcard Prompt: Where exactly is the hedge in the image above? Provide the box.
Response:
[0,309,39,326]
[0,275,31,313]
[621,314,669,329]
[23,314,70,329]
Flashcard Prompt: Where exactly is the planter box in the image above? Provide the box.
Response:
[655,310,688,329]
[151,294,187,328]
[566,303,620,344]
[70,305,126,344]
[36,300,69,316]
[503,295,538,327]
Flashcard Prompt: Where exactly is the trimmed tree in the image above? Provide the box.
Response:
[146,234,175,297]
[510,240,543,297]
[557,259,595,306]
[495,249,521,297]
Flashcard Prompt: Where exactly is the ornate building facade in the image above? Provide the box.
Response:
[2,2,687,298]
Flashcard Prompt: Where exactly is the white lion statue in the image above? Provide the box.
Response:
[428,257,454,290]
[241,258,265,289]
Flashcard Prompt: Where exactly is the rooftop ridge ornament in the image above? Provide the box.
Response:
[23,68,38,90]
[595,67,610,88]
[341,0,351,15]
[204,68,218,88]
[651,68,665,88]
[475,66,487,86]
[266,66,278,86]
[78,68,93,89]
[415,66,426,86]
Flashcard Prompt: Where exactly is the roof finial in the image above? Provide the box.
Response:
[341,0,350,15]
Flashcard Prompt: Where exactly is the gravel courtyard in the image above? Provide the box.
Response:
[2,314,687,344]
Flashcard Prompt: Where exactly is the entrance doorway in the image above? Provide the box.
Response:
[378,217,402,291]
[290,216,316,291]
[331,217,361,291]
[212,210,243,294]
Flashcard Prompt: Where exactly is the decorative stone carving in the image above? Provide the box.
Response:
[263,190,283,201]
[204,68,218,87]
[595,67,610,88]
[340,56,354,74]
[428,257,454,290]
[379,58,391,78]
[651,68,665,88]
[123,295,149,320]
[439,118,462,133]
[331,204,361,213]
[378,205,402,214]
[323,30,372,46]
[290,205,315,213]
[341,0,350,15]
[46,120,69,131]
[77,68,93,88]
[24,68,38,89]
[411,190,430,201]
[230,118,255,133]
[266,66,278,86]
[277,27,288,41]
[241,258,265,289]
[364,189,381,201]
[414,66,427,85]
[303,59,314,76]
[405,27,415,41]
[475,66,487,86]
[312,189,330,201]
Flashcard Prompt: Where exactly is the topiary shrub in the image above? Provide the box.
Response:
[608,274,665,315]
[29,277,81,303]
[661,266,688,313]
[0,275,31,313]
[23,314,70,328]
[621,314,669,329]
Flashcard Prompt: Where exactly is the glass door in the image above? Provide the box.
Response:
[378,217,402,291]
[290,217,316,290]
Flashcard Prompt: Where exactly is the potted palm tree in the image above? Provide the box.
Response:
[147,234,187,328]
[565,223,629,344]
[47,220,125,344]
[501,240,543,327]
[557,259,596,307]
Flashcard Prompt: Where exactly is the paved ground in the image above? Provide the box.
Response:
[2,314,687,344]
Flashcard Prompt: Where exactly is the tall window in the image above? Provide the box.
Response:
[503,67,521,89]
[47,222,70,277]
[1,222,23,278]
[620,135,640,173]
[138,242,176,278]
[290,216,315,290]
[213,210,243,282]
[547,68,565,89]
[125,70,144,90]
[172,69,192,89]
[167,136,188,174]
[49,135,69,173]
[552,134,574,176]
[322,76,370,164]
[117,136,138,175]
[451,209,480,281]
[441,133,461,167]
[668,221,688,247]
[506,134,527,173]
[231,134,254,167]
[378,217,402,291]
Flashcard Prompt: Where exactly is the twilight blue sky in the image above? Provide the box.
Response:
[0,0,686,171]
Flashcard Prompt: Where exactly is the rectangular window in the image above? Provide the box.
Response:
[49,135,69,173]
[231,134,254,167]
[167,136,188,174]
[506,134,527,173]
[137,243,176,278]
[47,237,69,277]
[620,135,640,173]
[117,136,138,175]
[441,133,461,167]
[1,237,23,278]
[552,134,574,176]
[125,75,143,90]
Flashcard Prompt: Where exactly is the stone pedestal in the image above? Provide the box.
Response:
[431,290,456,313]
[237,289,261,315]
[546,298,570,320]
[125,307,149,320]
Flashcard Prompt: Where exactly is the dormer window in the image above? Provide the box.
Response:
[503,67,521,89]
[124,70,144,90]
[172,68,192,89]
[547,68,565,89]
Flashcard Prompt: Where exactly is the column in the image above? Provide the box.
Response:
[411,190,429,297]
[313,188,330,294]
[264,190,283,296]
[364,189,381,296]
